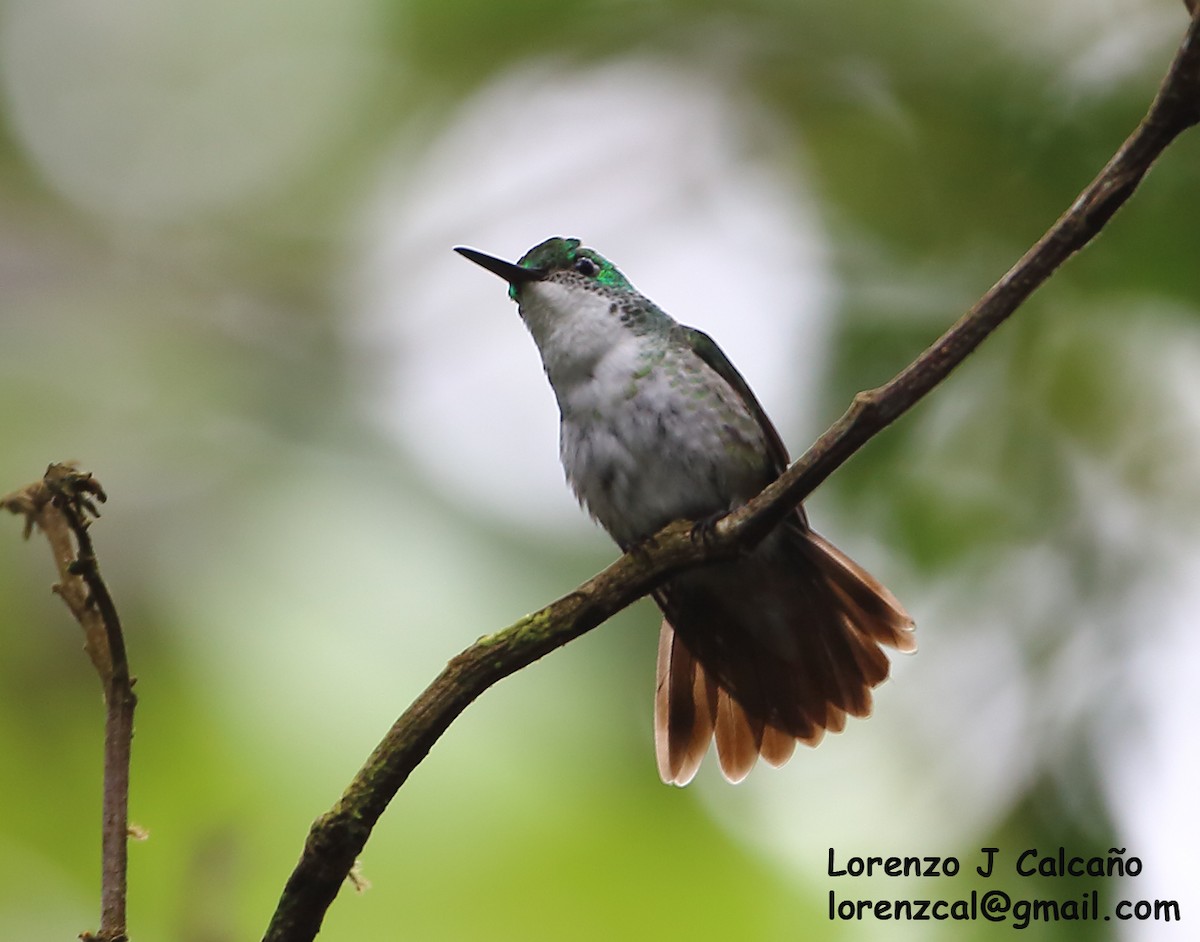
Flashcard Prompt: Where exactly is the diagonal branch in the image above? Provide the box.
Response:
[265,9,1200,941]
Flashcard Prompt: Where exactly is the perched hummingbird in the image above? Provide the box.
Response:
[456,237,915,785]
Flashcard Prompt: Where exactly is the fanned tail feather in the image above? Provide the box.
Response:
[653,525,914,785]
[655,622,813,784]
[654,624,715,786]
[801,530,917,655]
[713,686,762,783]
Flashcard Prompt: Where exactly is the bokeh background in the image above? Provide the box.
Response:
[2,1,1198,939]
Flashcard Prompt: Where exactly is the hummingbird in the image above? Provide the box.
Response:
[456,237,915,785]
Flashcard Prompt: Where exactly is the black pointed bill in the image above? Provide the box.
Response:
[454,246,546,285]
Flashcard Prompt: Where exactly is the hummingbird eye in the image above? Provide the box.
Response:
[573,257,599,277]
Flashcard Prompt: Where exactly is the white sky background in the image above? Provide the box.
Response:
[1106,554,1200,940]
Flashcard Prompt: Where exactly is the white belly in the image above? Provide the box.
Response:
[556,341,769,547]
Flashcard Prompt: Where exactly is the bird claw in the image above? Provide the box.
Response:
[690,512,726,546]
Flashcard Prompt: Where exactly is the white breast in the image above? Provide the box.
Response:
[518,280,769,545]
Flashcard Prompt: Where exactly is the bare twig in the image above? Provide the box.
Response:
[265,9,1200,941]
[2,464,136,942]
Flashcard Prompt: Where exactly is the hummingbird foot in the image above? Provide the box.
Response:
[615,512,726,566]
[688,511,728,547]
